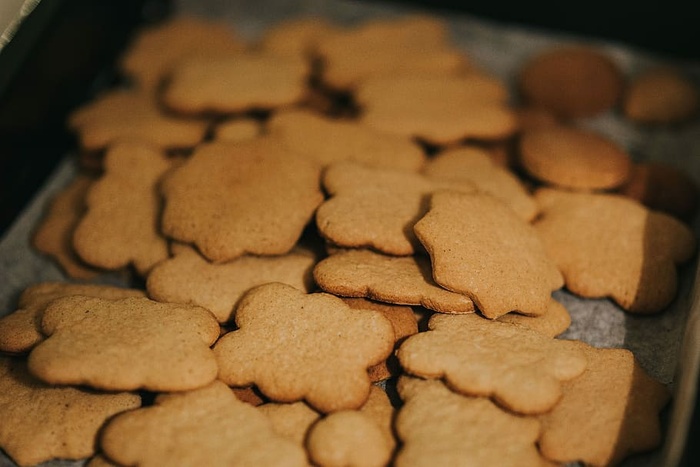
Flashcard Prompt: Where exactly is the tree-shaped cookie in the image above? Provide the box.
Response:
[534,188,696,313]
[100,381,306,467]
[394,377,550,467]
[313,249,475,313]
[27,296,220,392]
[0,282,145,355]
[161,139,324,263]
[214,283,395,413]
[414,190,563,318]
[72,142,171,275]
[317,162,475,255]
[396,313,587,414]
[268,110,426,171]
[539,344,670,465]
[0,356,140,467]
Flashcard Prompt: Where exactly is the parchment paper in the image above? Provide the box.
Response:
[1,0,699,465]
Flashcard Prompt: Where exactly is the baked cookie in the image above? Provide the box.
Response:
[146,244,317,323]
[27,296,220,392]
[519,126,632,191]
[423,146,538,221]
[163,53,309,115]
[119,15,246,90]
[414,190,563,318]
[519,45,624,118]
[214,283,395,413]
[539,344,670,466]
[395,377,550,467]
[534,188,696,313]
[316,162,475,255]
[397,313,587,414]
[72,142,171,276]
[0,282,145,355]
[68,89,208,152]
[267,110,426,171]
[213,118,261,142]
[100,380,307,467]
[313,249,475,314]
[357,73,517,145]
[0,356,140,467]
[258,401,321,447]
[497,297,571,338]
[160,139,324,263]
[623,66,699,125]
[32,175,101,279]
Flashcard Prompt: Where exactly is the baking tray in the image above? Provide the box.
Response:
[1,0,699,465]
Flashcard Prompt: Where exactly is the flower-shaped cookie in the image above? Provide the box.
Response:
[214,283,395,413]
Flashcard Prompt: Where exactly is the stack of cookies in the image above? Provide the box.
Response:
[1,12,698,467]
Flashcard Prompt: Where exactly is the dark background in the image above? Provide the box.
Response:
[0,1,698,464]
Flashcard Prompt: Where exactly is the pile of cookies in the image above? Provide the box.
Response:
[1,12,699,467]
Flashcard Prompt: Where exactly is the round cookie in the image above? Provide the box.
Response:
[519,45,624,118]
[623,66,699,125]
[519,126,632,191]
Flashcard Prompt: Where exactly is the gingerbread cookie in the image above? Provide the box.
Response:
[160,139,324,263]
[68,89,208,152]
[0,356,140,467]
[32,175,101,279]
[27,296,220,392]
[519,45,624,118]
[146,244,317,323]
[423,146,538,221]
[357,73,517,145]
[317,162,474,255]
[214,118,261,142]
[163,53,309,115]
[539,344,670,466]
[214,283,394,413]
[397,313,587,414]
[72,142,171,276]
[0,282,145,355]
[313,249,475,314]
[100,380,307,467]
[258,401,321,447]
[414,190,563,318]
[395,377,549,467]
[497,297,571,338]
[534,188,696,313]
[519,126,632,191]
[120,15,246,90]
[623,66,699,125]
[267,110,426,171]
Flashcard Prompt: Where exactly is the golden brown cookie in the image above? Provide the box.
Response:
[317,15,467,90]
[519,45,624,118]
[268,110,426,171]
[27,296,220,392]
[160,139,324,263]
[313,249,475,314]
[68,89,208,152]
[258,401,321,447]
[32,175,101,279]
[0,356,140,467]
[414,190,563,318]
[119,15,246,90]
[0,282,145,355]
[214,283,394,413]
[623,66,699,124]
[395,377,550,467]
[316,162,475,255]
[213,118,261,142]
[497,297,571,338]
[100,380,307,467]
[72,142,171,276]
[519,126,632,191]
[147,244,316,323]
[397,313,587,414]
[534,188,696,313]
[344,298,419,382]
[163,53,309,115]
[357,73,517,145]
[423,146,538,221]
[539,344,670,466]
